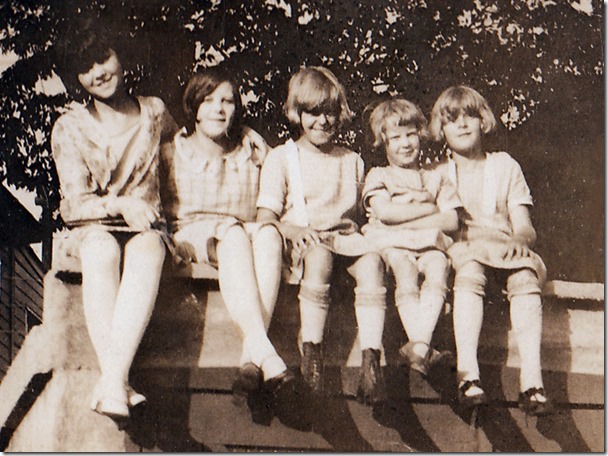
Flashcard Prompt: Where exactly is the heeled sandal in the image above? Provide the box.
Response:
[458,379,488,407]
[518,387,554,416]
[399,341,453,377]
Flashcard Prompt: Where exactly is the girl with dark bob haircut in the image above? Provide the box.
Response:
[181,66,243,138]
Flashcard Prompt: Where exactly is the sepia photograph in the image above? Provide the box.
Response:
[0,0,604,452]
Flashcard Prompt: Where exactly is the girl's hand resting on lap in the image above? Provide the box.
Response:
[503,241,531,261]
[289,227,323,255]
[113,197,160,231]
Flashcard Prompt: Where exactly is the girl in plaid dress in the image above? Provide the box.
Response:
[257,67,387,404]
[430,86,553,416]
[160,68,294,407]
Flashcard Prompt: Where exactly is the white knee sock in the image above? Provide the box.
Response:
[453,291,484,382]
[299,281,331,344]
[510,294,544,391]
[354,287,387,350]
[395,290,421,342]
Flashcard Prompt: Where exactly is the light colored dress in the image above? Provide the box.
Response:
[51,96,177,259]
[361,164,462,256]
[441,152,547,284]
[160,128,270,265]
[257,140,371,282]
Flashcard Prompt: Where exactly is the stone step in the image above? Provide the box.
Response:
[0,268,603,451]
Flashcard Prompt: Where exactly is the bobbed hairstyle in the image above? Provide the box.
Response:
[429,85,496,141]
[369,99,429,149]
[182,66,243,137]
[54,16,122,99]
[283,66,353,127]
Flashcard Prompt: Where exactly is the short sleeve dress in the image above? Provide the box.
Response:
[360,164,462,254]
[160,128,273,265]
[257,140,372,282]
[440,152,546,284]
[51,96,178,261]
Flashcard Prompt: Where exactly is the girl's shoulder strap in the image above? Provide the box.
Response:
[284,139,308,227]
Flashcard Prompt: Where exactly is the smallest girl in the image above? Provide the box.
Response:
[362,99,462,376]
[257,66,387,404]
[430,86,553,416]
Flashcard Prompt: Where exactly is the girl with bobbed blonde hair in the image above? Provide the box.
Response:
[257,66,387,405]
[431,85,553,416]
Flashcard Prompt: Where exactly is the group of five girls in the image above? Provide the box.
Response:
[51,26,553,423]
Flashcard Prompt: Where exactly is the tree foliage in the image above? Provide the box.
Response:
[0,0,603,279]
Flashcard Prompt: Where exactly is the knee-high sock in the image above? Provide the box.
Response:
[354,287,387,350]
[453,291,484,382]
[417,288,446,345]
[510,293,544,391]
[396,289,444,347]
[299,281,331,344]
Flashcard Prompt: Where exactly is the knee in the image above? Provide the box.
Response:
[253,224,282,253]
[302,246,333,284]
[223,224,249,243]
[80,231,121,266]
[453,262,486,297]
[421,256,450,296]
[507,268,541,300]
[352,253,385,287]
[126,231,166,263]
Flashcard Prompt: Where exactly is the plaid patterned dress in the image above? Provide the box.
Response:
[160,129,269,265]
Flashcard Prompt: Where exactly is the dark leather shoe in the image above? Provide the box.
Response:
[457,379,488,407]
[232,362,263,407]
[357,348,387,405]
[399,341,453,377]
[266,369,312,431]
[265,369,296,396]
[518,387,554,416]
[301,342,324,394]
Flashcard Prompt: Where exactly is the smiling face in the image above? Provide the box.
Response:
[441,112,483,156]
[77,49,123,100]
[195,81,237,140]
[384,124,421,169]
[299,108,339,147]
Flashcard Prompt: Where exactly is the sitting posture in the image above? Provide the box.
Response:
[160,68,293,409]
[430,85,553,416]
[52,23,177,420]
[362,98,461,376]
[257,66,387,404]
